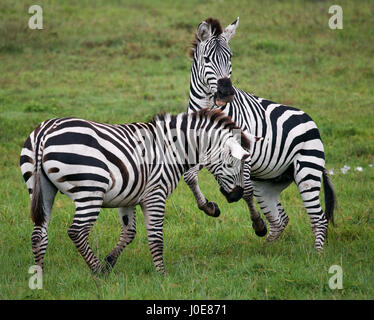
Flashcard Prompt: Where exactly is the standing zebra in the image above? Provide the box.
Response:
[20,109,253,274]
[184,17,337,250]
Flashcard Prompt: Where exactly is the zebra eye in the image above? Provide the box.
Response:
[227,163,233,168]
[204,56,210,63]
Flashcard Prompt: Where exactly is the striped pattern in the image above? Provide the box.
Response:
[20,109,251,274]
[185,18,336,250]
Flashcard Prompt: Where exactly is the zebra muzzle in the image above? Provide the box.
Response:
[220,186,243,203]
[215,78,235,105]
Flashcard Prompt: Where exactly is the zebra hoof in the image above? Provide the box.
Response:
[91,263,109,277]
[205,201,221,217]
[266,230,283,242]
[102,255,116,274]
[253,221,267,237]
[314,245,324,253]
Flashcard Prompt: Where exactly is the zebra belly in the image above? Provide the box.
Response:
[251,163,294,183]
[102,180,146,208]
[42,154,143,208]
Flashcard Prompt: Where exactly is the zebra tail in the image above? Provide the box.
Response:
[322,169,337,226]
[30,136,45,226]
[31,170,45,226]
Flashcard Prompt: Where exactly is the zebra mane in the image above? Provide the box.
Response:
[151,108,251,150]
[189,18,223,59]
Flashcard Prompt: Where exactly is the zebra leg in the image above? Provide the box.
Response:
[242,164,267,237]
[184,164,220,217]
[277,201,289,229]
[244,193,267,237]
[252,180,291,242]
[67,198,104,274]
[103,207,137,273]
[294,160,327,251]
[141,197,167,274]
[31,172,57,270]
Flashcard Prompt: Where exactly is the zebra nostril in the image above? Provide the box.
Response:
[217,77,232,89]
[236,186,243,198]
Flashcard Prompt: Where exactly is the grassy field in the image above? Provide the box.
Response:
[0,0,373,300]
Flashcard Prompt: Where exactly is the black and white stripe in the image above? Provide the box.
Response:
[185,17,336,250]
[20,109,252,274]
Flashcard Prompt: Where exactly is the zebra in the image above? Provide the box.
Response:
[184,17,337,251]
[20,108,255,275]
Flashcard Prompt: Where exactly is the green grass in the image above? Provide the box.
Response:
[0,0,374,299]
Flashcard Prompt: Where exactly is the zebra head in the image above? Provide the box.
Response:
[191,17,239,106]
[203,128,251,203]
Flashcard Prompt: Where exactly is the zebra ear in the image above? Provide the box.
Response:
[243,132,264,146]
[197,21,211,42]
[245,133,263,144]
[227,138,250,161]
[242,132,263,155]
[222,17,239,42]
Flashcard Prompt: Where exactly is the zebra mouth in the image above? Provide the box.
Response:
[219,186,243,203]
[214,92,235,106]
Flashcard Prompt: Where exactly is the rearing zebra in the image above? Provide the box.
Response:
[20,109,253,274]
[185,17,337,250]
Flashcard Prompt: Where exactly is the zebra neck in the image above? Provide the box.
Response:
[188,64,215,112]
[188,88,214,111]
[190,86,267,134]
